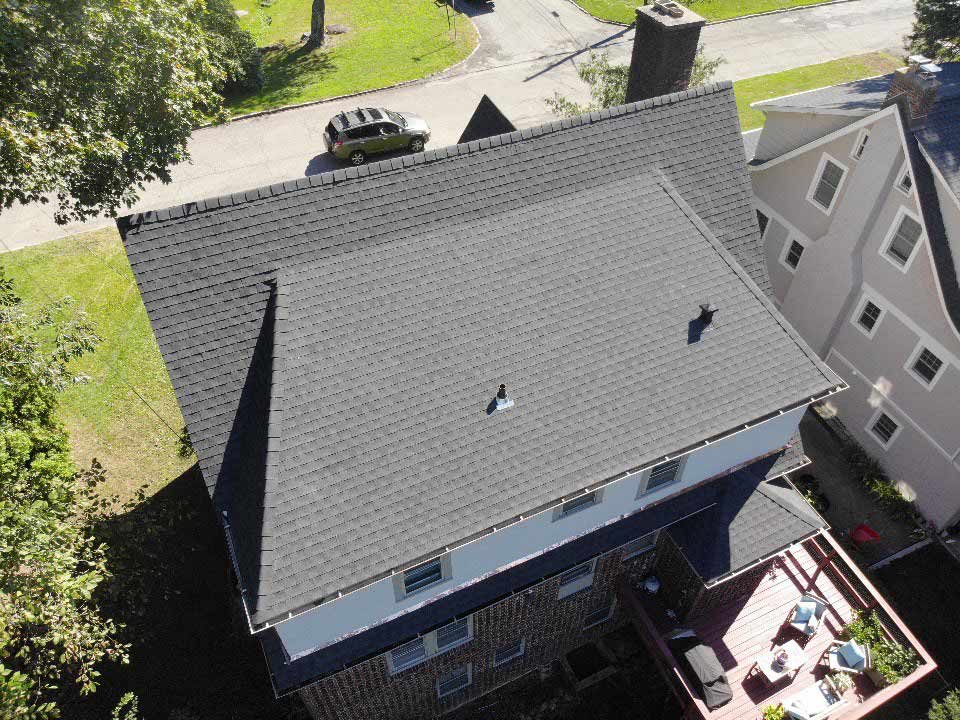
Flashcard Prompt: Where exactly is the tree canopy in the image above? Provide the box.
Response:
[0,269,126,719]
[0,0,261,225]
[909,0,960,63]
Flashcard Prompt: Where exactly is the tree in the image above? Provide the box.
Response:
[545,48,724,118]
[909,0,960,63]
[0,269,127,719]
[307,0,326,48]
[930,690,960,720]
[0,0,261,226]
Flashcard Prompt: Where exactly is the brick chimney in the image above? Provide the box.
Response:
[884,55,942,126]
[625,1,706,104]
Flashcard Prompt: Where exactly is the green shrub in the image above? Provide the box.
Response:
[844,610,885,646]
[843,611,920,683]
[842,440,916,522]
[763,705,786,720]
[929,689,960,720]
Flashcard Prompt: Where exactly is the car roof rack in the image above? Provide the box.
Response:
[338,111,350,127]
[356,107,366,121]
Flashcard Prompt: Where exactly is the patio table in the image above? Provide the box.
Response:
[754,639,807,684]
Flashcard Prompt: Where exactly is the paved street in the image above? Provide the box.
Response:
[1,0,912,250]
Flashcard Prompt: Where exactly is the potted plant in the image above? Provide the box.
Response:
[830,671,854,694]
[763,704,786,720]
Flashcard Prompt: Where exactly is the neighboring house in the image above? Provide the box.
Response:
[747,60,960,530]
[117,5,933,719]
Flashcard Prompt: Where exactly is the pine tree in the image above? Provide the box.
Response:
[908,0,960,63]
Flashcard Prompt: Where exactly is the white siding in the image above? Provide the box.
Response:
[275,405,808,658]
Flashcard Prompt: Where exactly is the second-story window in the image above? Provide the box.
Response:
[557,559,596,599]
[560,491,599,517]
[388,616,474,674]
[784,240,805,270]
[884,213,923,268]
[809,156,846,212]
[910,346,944,386]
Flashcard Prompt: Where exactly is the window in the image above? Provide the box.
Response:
[756,210,769,237]
[808,156,847,212]
[390,637,428,672]
[560,491,599,517]
[493,639,525,666]
[870,412,900,447]
[622,530,659,560]
[403,558,444,595]
[644,457,683,493]
[856,300,883,335]
[852,129,870,160]
[883,213,923,268]
[436,617,471,651]
[558,559,596,599]
[910,346,944,386]
[388,617,474,674]
[437,664,471,698]
[897,167,913,195]
[583,599,616,629]
[784,240,805,270]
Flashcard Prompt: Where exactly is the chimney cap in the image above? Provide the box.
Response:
[909,54,933,66]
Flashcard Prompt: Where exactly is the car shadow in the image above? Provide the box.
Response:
[305,153,339,176]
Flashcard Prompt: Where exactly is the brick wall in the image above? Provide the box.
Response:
[299,546,658,720]
[653,533,702,618]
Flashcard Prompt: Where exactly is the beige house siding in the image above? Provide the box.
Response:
[751,106,960,529]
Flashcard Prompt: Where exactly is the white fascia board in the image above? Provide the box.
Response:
[749,105,896,173]
[751,104,873,118]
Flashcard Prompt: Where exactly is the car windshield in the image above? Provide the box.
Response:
[386,110,406,127]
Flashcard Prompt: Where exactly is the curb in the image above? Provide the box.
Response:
[557,0,864,29]
[202,14,483,129]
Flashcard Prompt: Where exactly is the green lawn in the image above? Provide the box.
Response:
[4,227,193,500]
[735,52,902,131]
[229,0,478,114]
[575,0,830,25]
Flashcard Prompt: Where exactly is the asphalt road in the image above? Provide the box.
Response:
[0,0,912,250]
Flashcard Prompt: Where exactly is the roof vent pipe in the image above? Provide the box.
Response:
[698,303,718,328]
[494,384,514,412]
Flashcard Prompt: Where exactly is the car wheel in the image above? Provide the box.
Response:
[349,149,366,166]
[410,137,425,153]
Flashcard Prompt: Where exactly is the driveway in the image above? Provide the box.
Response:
[0,0,913,250]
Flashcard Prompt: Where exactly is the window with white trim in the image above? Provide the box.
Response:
[809,156,846,212]
[437,664,471,698]
[644,457,683,493]
[493,638,525,666]
[897,168,913,195]
[622,530,659,560]
[558,559,596,599]
[388,617,473,674]
[870,412,900,447]
[784,240,805,270]
[856,300,883,335]
[852,129,869,160]
[910,346,944,385]
[583,598,616,630]
[559,490,599,517]
[884,213,923,267]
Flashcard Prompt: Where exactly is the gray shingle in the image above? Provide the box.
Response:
[118,83,840,626]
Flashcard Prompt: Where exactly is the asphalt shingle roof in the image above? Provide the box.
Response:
[118,82,840,627]
[754,74,894,114]
[667,470,825,583]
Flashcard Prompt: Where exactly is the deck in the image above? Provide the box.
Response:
[621,531,935,720]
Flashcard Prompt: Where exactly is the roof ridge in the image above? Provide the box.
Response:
[116,82,734,235]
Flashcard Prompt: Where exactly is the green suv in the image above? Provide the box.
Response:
[324,108,431,166]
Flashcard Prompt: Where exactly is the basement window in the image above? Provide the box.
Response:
[493,638,526,666]
[855,300,883,336]
[583,598,616,630]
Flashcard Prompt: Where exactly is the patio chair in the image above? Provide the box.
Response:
[787,593,829,636]
[826,638,871,674]
[784,676,847,720]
